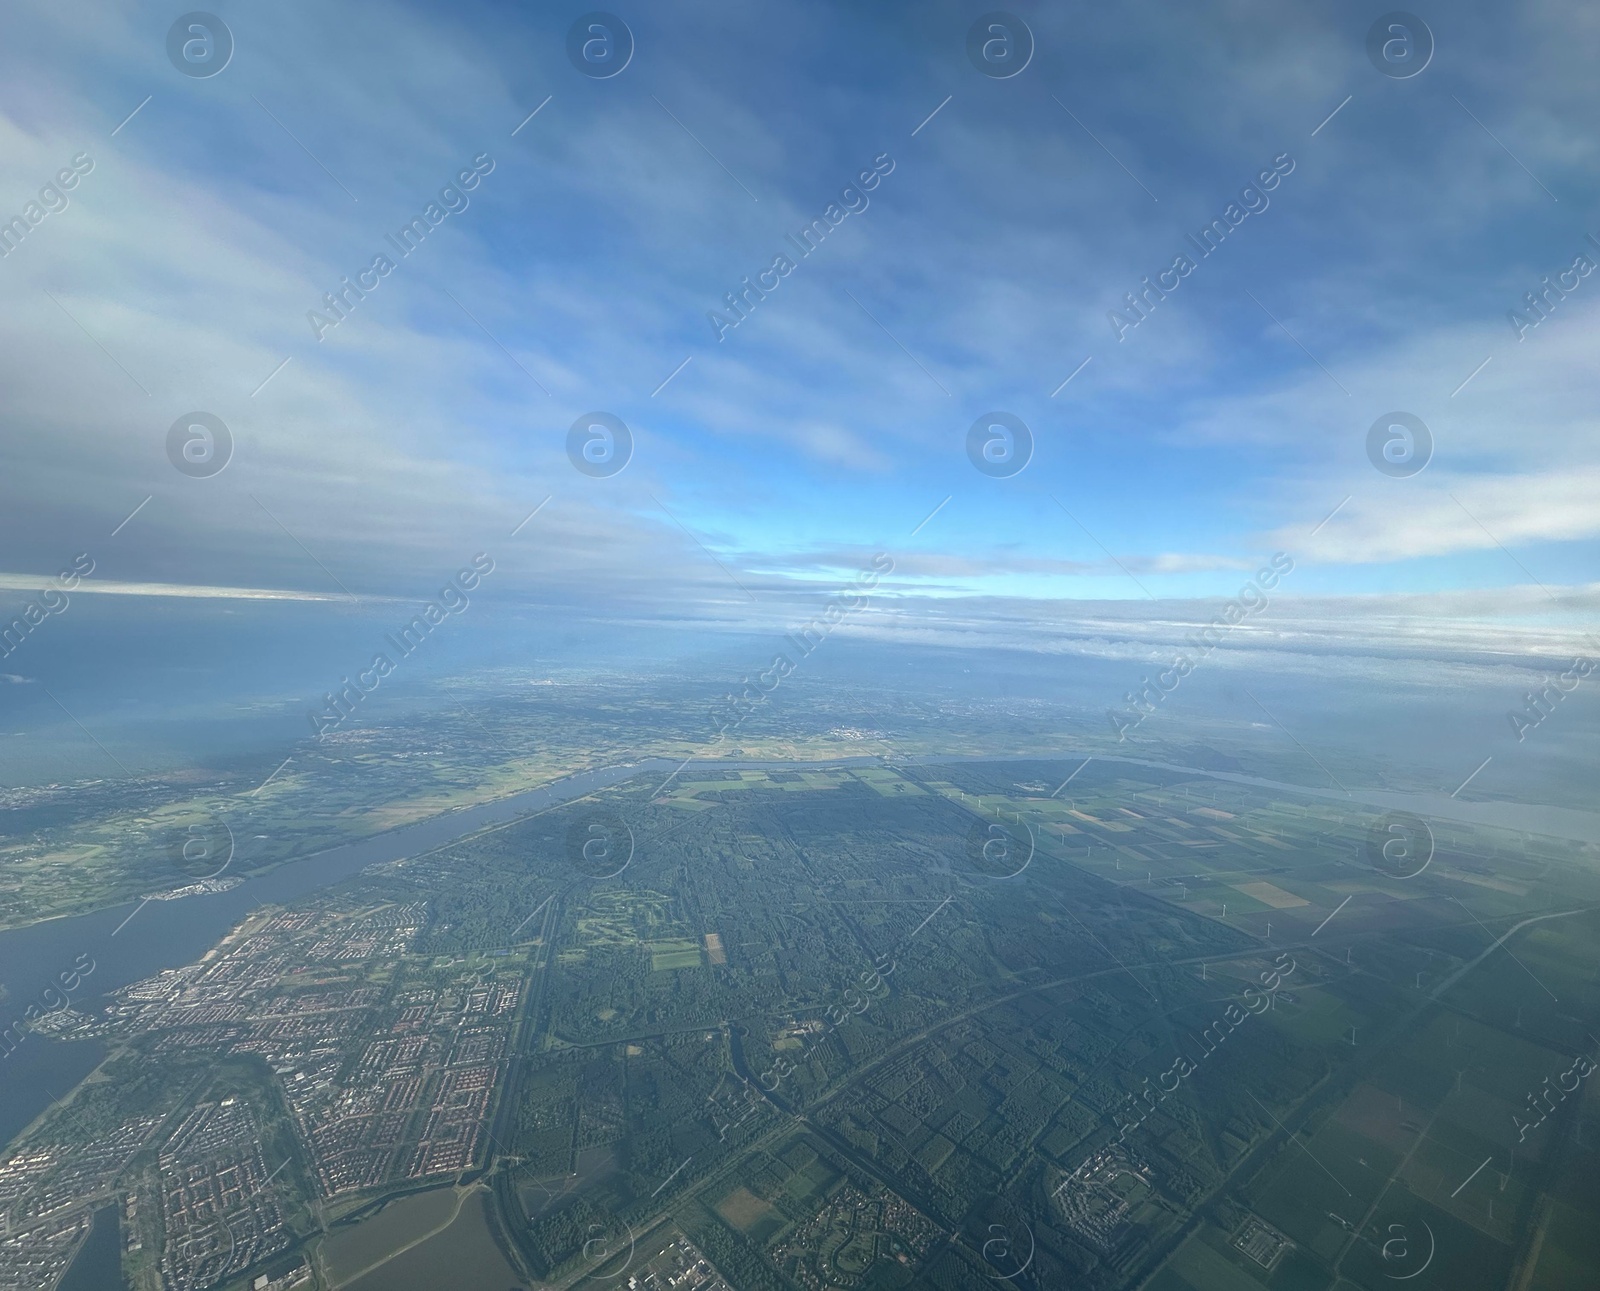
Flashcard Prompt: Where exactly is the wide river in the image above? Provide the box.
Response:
[3,751,1595,1147]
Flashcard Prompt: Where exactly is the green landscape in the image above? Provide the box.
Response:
[6,750,1597,1289]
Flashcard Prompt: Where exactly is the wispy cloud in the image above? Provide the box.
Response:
[0,575,365,602]
[1,0,1597,631]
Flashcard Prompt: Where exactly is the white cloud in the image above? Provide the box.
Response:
[0,574,362,602]
[1292,468,1600,565]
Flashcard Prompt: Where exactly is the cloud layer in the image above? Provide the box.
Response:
[0,0,1596,650]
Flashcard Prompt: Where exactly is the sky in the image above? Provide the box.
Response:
[2,0,1598,710]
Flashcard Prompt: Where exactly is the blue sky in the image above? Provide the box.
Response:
[1,0,1598,645]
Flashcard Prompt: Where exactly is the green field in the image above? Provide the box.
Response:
[650,938,705,970]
